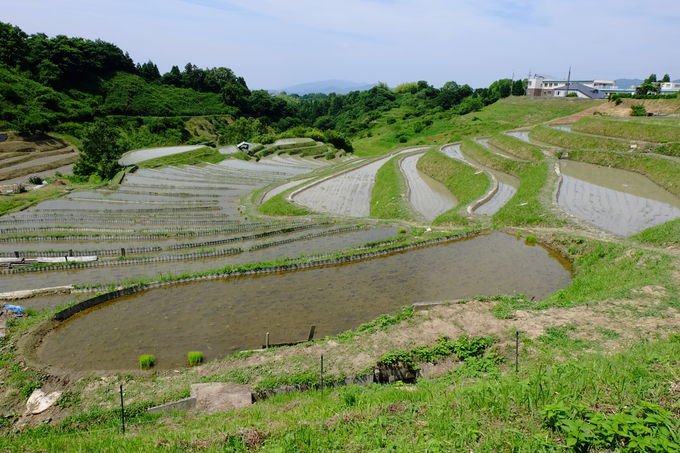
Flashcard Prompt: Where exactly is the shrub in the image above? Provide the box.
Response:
[27,175,43,185]
[525,234,537,245]
[138,354,156,369]
[630,104,647,116]
[187,351,204,366]
[565,92,578,98]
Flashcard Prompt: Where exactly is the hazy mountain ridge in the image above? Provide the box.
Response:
[273,80,377,95]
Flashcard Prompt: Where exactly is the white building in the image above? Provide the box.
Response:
[527,76,612,99]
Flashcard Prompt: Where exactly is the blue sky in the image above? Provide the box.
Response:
[3,0,679,89]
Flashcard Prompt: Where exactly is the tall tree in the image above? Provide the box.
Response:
[73,119,125,179]
[661,74,671,83]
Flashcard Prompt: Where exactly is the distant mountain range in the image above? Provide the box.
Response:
[272,80,377,95]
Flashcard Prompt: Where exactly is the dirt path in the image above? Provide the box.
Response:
[400,153,457,221]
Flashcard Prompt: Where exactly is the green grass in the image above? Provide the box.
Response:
[529,125,633,152]
[0,180,99,216]
[353,97,601,156]
[460,139,560,226]
[416,149,490,224]
[486,133,544,161]
[573,117,680,142]
[138,355,156,370]
[135,147,225,168]
[632,219,680,245]
[567,149,680,197]
[370,155,415,220]
[187,351,204,367]
[259,193,311,216]
[3,336,679,452]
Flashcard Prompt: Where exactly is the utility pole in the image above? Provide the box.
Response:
[565,66,572,96]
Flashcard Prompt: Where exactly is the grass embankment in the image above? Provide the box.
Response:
[135,147,225,169]
[258,194,311,216]
[416,149,489,224]
[567,150,680,197]
[3,335,679,450]
[460,140,559,226]
[354,97,601,157]
[632,219,680,246]
[486,133,544,161]
[529,125,633,152]
[572,117,680,142]
[0,180,98,216]
[370,155,414,220]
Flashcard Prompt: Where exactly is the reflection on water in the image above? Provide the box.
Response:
[38,232,572,370]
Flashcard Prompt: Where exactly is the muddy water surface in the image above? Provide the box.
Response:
[558,161,680,235]
[400,153,457,221]
[38,232,571,370]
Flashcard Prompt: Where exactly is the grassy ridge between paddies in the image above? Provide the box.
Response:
[134,146,226,169]
[370,154,415,220]
[0,179,101,216]
[632,218,680,246]
[2,330,679,450]
[567,149,680,198]
[460,139,560,226]
[416,149,489,224]
[353,97,602,157]
[573,117,680,142]
[529,125,634,152]
[486,133,544,161]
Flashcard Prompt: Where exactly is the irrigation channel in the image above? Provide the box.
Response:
[557,160,680,235]
[37,231,571,370]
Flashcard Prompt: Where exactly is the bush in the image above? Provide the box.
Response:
[187,351,204,366]
[27,175,43,185]
[631,104,647,116]
[138,354,156,369]
[565,92,578,98]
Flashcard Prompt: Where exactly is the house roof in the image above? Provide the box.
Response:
[554,82,608,99]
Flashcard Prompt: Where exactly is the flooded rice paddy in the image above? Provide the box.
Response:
[400,153,457,221]
[558,161,680,235]
[38,232,571,370]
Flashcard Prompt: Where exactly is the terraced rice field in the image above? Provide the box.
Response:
[399,153,457,221]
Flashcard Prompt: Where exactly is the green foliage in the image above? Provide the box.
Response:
[630,104,647,116]
[187,351,204,366]
[524,234,537,244]
[370,155,414,220]
[73,119,124,180]
[565,92,578,98]
[655,142,680,157]
[333,306,415,341]
[138,354,156,370]
[542,401,680,452]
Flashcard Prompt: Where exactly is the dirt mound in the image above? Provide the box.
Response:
[548,98,680,124]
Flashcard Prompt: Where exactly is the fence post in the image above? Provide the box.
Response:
[320,354,324,394]
[515,331,520,373]
[119,384,126,434]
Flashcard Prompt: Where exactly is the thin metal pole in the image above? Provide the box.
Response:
[119,384,126,434]
[320,354,324,394]
[265,332,270,349]
[515,331,520,373]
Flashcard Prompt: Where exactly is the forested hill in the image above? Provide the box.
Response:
[0,21,526,178]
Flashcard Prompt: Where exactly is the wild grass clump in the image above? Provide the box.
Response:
[524,234,537,245]
[138,354,156,370]
[187,351,204,366]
